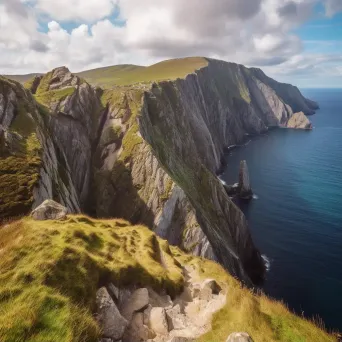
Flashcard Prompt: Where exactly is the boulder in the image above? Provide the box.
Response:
[31,200,68,220]
[286,111,312,130]
[238,161,253,200]
[122,312,156,342]
[121,288,149,321]
[149,307,169,335]
[226,332,254,342]
[96,287,128,340]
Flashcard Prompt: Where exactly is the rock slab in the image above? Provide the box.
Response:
[96,287,128,340]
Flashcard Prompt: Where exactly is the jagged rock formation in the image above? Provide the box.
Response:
[286,111,313,129]
[0,57,319,286]
[238,161,253,200]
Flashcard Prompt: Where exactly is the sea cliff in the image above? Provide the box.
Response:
[0,57,318,285]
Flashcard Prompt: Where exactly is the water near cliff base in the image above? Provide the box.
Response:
[222,89,342,332]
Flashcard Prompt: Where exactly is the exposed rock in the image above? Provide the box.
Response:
[200,279,222,297]
[166,305,188,330]
[149,307,169,335]
[148,288,173,308]
[96,287,128,340]
[123,312,156,342]
[121,288,150,321]
[107,283,120,302]
[226,332,254,342]
[238,160,253,200]
[286,111,312,130]
[31,200,68,220]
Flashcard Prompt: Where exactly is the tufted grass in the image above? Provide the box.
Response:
[0,216,336,342]
[0,216,184,342]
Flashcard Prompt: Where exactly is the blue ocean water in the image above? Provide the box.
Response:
[222,89,342,332]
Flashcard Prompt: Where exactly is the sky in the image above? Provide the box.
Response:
[0,0,341,88]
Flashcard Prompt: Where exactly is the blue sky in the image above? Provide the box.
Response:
[0,0,341,88]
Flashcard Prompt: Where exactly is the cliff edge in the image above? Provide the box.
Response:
[1,57,318,286]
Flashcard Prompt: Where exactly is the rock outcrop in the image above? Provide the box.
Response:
[96,266,226,342]
[286,111,312,130]
[31,199,68,220]
[238,160,253,199]
[0,57,319,286]
[96,287,128,340]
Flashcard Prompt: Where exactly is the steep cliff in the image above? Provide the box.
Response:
[1,57,318,286]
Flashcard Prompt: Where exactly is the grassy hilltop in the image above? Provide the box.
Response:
[5,57,208,89]
[0,216,336,342]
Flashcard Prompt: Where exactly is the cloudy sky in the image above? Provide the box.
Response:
[0,0,341,87]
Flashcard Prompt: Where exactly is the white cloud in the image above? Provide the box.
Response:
[324,0,342,17]
[0,0,341,87]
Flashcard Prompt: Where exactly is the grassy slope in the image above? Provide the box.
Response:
[3,74,43,84]
[76,64,144,87]
[4,57,208,89]
[0,216,336,342]
[87,57,208,87]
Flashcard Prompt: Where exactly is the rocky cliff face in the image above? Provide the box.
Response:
[0,58,318,285]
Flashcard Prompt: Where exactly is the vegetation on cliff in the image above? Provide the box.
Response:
[0,77,42,220]
[0,216,335,342]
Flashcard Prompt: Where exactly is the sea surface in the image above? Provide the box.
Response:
[222,89,342,332]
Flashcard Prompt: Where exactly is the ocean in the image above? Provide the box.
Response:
[222,89,342,332]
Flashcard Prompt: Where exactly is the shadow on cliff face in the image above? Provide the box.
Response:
[89,160,155,227]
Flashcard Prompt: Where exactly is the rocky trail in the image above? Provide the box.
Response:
[96,266,227,342]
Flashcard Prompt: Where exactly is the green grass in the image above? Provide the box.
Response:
[35,87,76,108]
[4,57,208,89]
[0,217,336,342]
[172,253,336,342]
[3,73,43,84]
[0,216,184,342]
[78,57,208,88]
[77,65,144,88]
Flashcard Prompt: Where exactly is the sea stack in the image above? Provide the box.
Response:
[239,160,253,200]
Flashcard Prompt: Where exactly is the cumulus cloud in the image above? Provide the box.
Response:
[324,0,342,17]
[0,0,341,87]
